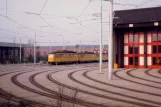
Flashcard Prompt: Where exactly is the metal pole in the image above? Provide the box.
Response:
[79,41,81,52]
[6,0,7,17]
[34,31,36,64]
[62,36,65,50]
[83,44,84,52]
[50,40,51,52]
[20,38,21,63]
[99,0,103,73]
[74,45,75,52]
[91,42,93,52]
[92,41,94,53]
[108,0,113,80]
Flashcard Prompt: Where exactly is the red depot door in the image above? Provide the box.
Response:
[151,31,161,68]
[124,32,144,68]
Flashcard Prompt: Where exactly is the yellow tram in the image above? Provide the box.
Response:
[48,50,78,64]
[48,50,108,64]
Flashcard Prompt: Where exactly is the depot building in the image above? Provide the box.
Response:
[113,6,161,68]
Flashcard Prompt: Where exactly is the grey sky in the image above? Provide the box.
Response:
[0,0,160,46]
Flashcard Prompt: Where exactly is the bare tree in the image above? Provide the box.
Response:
[26,39,34,63]
[52,85,80,107]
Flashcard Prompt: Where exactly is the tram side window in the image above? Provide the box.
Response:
[59,54,63,57]
[129,46,133,54]
[152,46,157,54]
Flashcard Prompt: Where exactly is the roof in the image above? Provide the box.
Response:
[48,50,76,54]
[0,42,27,48]
[78,51,95,54]
[114,6,161,24]
[40,45,108,48]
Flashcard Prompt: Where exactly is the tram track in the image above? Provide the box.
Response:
[68,69,160,107]
[1,64,161,107]
[145,69,161,79]
[0,69,50,107]
[0,64,95,106]
[85,69,161,97]
[46,67,159,106]
[11,67,105,107]
[29,68,107,107]
[158,70,161,75]
[114,69,161,90]
[127,69,161,85]
[83,69,161,106]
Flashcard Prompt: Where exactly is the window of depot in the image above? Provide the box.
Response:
[152,33,157,42]
[153,57,157,65]
[129,57,133,65]
[129,46,133,54]
[129,34,133,43]
[134,34,138,43]
[134,46,138,54]
[152,46,157,54]
[158,33,161,42]
[158,46,161,53]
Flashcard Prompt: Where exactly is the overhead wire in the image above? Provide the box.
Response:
[1,0,99,37]
[3,0,157,45]
[0,0,62,37]
[38,15,62,30]
[0,28,27,35]
[112,0,157,24]
[0,14,61,35]
[80,17,107,22]
[77,0,92,19]
[4,0,8,18]
[39,0,48,14]
[135,0,156,8]
[113,0,156,8]
[113,3,137,7]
